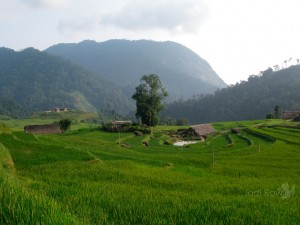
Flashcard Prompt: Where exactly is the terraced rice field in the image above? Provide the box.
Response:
[1,119,299,224]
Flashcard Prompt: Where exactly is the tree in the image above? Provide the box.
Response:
[58,119,71,132]
[274,105,281,119]
[273,65,280,71]
[288,57,293,66]
[132,74,168,126]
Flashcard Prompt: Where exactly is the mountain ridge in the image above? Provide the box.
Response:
[162,66,300,123]
[0,47,133,117]
[45,39,226,100]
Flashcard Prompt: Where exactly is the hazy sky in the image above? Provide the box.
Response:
[1,0,299,84]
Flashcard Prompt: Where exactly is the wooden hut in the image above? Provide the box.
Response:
[180,123,216,140]
[282,111,300,120]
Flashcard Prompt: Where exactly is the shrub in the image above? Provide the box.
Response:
[292,115,300,122]
[58,119,72,132]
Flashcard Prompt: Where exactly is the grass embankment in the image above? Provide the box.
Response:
[0,124,81,224]
[0,119,299,224]
[1,111,99,131]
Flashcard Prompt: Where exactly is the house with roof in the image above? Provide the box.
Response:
[179,123,216,140]
[282,111,300,120]
[52,108,68,112]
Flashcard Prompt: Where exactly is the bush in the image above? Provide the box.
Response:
[265,113,274,119]
[58,119,71,132]
[292,115,300,121]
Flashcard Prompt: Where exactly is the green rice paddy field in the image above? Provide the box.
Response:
[0,117,299,224]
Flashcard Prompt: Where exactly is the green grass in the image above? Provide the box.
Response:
[0,119,299,224]
[1,110,99,131]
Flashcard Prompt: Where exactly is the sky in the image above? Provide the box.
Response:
[1,0,300,84]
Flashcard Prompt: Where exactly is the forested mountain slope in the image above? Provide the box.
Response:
[162,66,300,123]
[45,39,226,100]
[0,47,133,117]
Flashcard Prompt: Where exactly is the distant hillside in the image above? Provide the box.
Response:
[0,47,133,117]
[45,39,226,100]
[162,66,300,123]
[0,96,27,118]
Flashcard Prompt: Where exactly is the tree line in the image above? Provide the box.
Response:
[161,65,300,124]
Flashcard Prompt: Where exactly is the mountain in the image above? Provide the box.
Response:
[45,39,226,100]
[0,47,133,117]
[162,66,300,123]
[0,96,27,118]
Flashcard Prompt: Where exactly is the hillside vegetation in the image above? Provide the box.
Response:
[0,47,133,117]
[0,117,299,224]
[163,66,300,123]
[0,96,27,118]
[45,39,226,100]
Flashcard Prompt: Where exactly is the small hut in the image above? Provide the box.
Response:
[282,111,300,120]
[180,123,216,140]
[24,124,62,134]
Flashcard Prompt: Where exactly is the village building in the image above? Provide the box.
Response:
[24,124,62,134]
[52,108,68,113]
[282,111,300,120]
[179,123,216,140]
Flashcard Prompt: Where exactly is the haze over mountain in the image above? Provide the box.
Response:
[0,47,133,117]
[45,39,226,100]
[162,65,300,123]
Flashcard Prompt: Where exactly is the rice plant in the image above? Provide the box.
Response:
[0,119,299,224]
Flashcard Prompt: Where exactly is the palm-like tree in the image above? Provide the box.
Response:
[288,57,293,66]
[273,65,279,71]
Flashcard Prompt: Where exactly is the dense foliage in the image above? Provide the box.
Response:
[58,119,72,132]
[0,47,134,117]
[162,66,300,123]
[45,39,226,100]
[132,74,168,126]
[0,96,28,118]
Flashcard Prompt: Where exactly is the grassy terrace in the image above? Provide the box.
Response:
[1,116,300,224]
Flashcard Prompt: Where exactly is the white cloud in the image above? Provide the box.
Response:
[0,0,23,20]
[57,16,99,35]
[2,0,300,84]
[19,0,70,9]
[101,0,208,33]
[56,0,209,36]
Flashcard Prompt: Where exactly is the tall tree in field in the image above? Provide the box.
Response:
[274,105,281,119]
[132,74,168,126]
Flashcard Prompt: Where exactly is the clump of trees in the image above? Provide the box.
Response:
[132,74,168,127]
[266,105,281,119]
